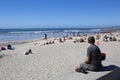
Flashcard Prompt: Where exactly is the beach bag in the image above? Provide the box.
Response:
[101,53,106,61]
[7,44,12,49]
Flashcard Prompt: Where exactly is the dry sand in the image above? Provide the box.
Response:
[0,35,120,80]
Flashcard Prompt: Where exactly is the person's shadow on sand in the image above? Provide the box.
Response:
[75,65,119,74]
[100,65,119,72]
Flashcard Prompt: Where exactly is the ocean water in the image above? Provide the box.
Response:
[0,28,101,42]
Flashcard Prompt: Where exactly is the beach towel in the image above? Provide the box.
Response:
[96,68,120,80]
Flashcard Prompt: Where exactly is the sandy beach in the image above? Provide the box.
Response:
[0,34,120,80]
[1,0,120,79]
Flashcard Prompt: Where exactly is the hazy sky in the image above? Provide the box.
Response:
[0,0,120,28]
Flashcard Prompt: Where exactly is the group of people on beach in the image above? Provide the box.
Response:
[103,33,117,42]
[73,36,87,43]
[43,40,55,45]
[59,36,73,42]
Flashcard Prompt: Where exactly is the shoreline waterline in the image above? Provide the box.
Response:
[1,27,120,46]
[0,28,101,42]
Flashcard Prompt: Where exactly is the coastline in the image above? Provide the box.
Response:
[0,27,102,44]
[1,27,120,46]
[0,31,120,46]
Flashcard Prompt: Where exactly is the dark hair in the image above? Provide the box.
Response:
[88,36,95,44]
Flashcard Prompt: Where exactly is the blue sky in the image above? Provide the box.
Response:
[0,0,120,28]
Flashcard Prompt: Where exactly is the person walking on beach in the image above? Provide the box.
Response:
[45,34,47,40]
[75,36,103,72]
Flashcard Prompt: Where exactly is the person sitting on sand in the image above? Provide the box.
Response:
[109,36,113,41]
[103,34,109,42]
[59,38,63,43]
[112,36,117,41]
[25,49,33,55]
[0,45,6,51]
[63,36,66,42]
[75,36,103,72]
[51,41,55,44]
[68,36,73,40]
[79,37,84,42]
[96,34,100,40]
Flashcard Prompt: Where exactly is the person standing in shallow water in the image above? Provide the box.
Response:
[75,36,103,71]
[45,34,47,40]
